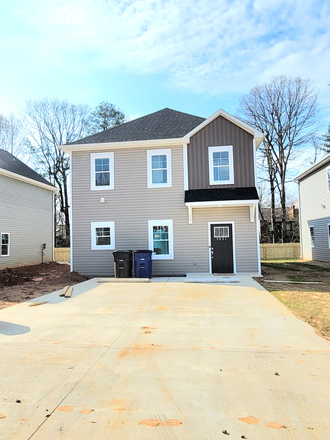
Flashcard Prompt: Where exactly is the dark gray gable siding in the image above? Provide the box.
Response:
[187,115,255,190]
[68,108,205,145]
[0,149,53,186]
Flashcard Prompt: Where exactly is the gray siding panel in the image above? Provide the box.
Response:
[0,175,53,269]
[299,167,330,262]
[71,147,259,276]
[188,115,255,189]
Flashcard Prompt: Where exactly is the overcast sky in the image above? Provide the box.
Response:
[0,0,329,126]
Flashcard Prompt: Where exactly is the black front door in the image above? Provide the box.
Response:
[210,223,234,274]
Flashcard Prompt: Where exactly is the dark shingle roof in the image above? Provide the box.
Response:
[0,149,53,187]
[185,187,259,203]
[69,108,206,145]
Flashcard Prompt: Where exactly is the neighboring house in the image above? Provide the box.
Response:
[61,108,264,277]
[0,149,56,270]
[295,154,330,262]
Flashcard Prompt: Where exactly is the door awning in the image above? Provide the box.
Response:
[184,187,259,224]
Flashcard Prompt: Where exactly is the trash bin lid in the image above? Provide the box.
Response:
[113,250,133,253]
[134,249,153,253]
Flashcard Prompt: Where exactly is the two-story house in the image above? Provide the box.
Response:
[295,153,330,262]
[61,108,264,277]
[0,149,56,269]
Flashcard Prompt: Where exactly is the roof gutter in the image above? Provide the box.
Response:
[60,137,188,153]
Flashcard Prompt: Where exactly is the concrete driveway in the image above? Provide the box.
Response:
[1,276,330,439]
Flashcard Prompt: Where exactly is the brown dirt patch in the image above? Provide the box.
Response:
[0,262,88,310]
[256,260,330,340]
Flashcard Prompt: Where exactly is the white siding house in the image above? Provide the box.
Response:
[0,149,56,269]
[295,153,330,262]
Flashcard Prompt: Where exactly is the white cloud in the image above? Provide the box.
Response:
[10,0,330,108]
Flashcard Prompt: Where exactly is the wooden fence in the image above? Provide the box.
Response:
[54,248,70,263]
[260,243,300,260]
[55,244,301,264]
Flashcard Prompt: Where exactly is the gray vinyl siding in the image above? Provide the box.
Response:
[299,166,330,262]
[188,115,255,189]
[71,147,259,276]
[0,174,53,269]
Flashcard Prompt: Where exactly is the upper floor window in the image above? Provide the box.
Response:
[327,166,330,192]
[1,233,10,257]
[91,221,115,250]
[328,224,330,249]
[91,152,114,190]
[147,149,172,188]
[208,146,234,185]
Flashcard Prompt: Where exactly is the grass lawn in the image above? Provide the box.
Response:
[256,260,330,340]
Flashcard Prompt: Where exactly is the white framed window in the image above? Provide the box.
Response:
[327,166,330,192]
[309,225,315,248]
[328,223,330,249]
[147,149,172,188]
[1,233,10,257]
[148,220,174,259]
[91,222,115,250]
[91,152,114,190]
[208,146,234,185]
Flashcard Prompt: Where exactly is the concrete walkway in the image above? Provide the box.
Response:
[1,277,330,439]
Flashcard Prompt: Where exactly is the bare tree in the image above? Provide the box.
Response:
[323,126,330,153]
[0,112,23,156]
[238,76,319,242]
[21,98,92,239]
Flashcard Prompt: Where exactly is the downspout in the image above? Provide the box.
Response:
[297,181,303,259]
[52,191,55,262]
[69,151,73,272]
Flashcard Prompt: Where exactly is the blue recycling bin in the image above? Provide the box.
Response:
[134,250,153,278]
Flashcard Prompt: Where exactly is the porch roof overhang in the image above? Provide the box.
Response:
[184,187,259,224]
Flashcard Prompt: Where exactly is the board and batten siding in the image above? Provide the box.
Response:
[299,166,330,262]
[188,115,255,190]
[0,174,53,269]
[71,147,259,276]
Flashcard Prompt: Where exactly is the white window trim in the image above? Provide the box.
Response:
[328,223,330,249]
[208,145,234,185]
[1,232,10,257]
[148,219,174,259]
[91,152,114,191]
[326,166,330,193]
[147,149,172,188]
[309,225,315,248]
[91,222,115,250]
